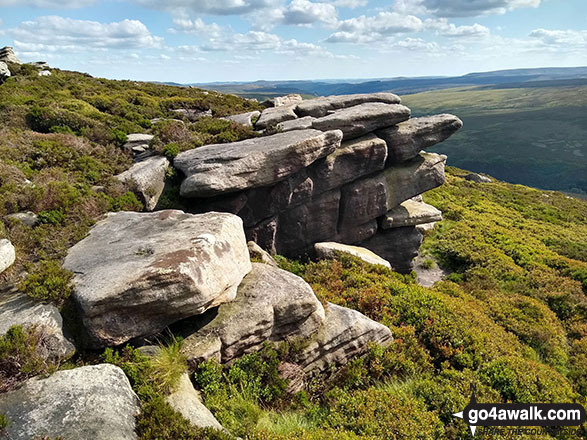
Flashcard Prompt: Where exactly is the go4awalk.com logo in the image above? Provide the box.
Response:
[453,392,586,436]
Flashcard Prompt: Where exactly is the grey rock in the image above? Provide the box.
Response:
[115,156,169,211]
[379,199,442,229]
[172,108,212,121]
[27,61,49,69]
[0,46,21,65]
[339,173,388,228]
[166,373,227,432]
[248,241,278,267]
[296,93,401,118]
[300,303,393,374]
[245,216,279,255]
[309,133,388,193]
[464,173,492,183]
[38,70,52,77]
[255,105,298,129]
[266,94,303,108]
[376,114,462,163]
[0,293,75,361]
[181,263,325,366]
[333,220,378,245]
[5,211,39,227]
[175,129,342,198]
[223,110,261,127]
[0,61,10,80]
[312,103,411,140]
[63,210,251,348]
[0,364,140,440]
[276,116,316,132]
[315,242,391,269]
[122,133,154,154]
[416,222,437,233]
[150,117,185,125]
[359,226,423,274]
[0,239,16,274]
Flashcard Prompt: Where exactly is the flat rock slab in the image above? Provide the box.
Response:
[175,129,342,198]
[115,156,169,211]
[376,114,462,163]
[0,239,15,274]
[379,199,442,229]
[223,110,261,127]
[181,263,325,367]
[315,242,391,269]
[0,364,140,440]
[359,226,423,274]
[255,105,298,129]
[277,116,316,132]
[63,210,251,348]
[300,303,393,374]
[123,133,153,153]
[296,93,401,118]
[0,293,75,361]
[312,103,411,140]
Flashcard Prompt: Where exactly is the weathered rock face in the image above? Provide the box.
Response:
[0,46,21,65]
[255,105,298,129]
[300,303,393,374]
[311,103,411,140]
[277,116,316,132]
[0,239,15,274]
[115,156,169,211]
[223,110,261,127]
[359,227,423,273]
[464,173,492,183]
[175,129,342,198]
[0,364,140,440]
[379,199,442,229]
[314,242,391,269]
[63,210,251,348]
[295,93,401,118]
[0,61,10,81]
[123,133,154,156]
[0,293,76,361]
[264,94,303,108]
[181,263,325,367]
[166,373,227,432]
[248,241,278,267]
[376,114,462,163]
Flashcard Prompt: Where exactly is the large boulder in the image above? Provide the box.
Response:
[63,210,251,348]
[359,227,423,273]
[5,211,39,227]
[0,293,75,361]
[312,103,411,140]
[296,93,401,118]
[181,263,325,367]
[379,199,442,229]
[223,110,261,127]
[175,129,342,198]
[376,114,462,163]
[314,242,391,269]
[166,373,227,432]
[0,46,21,65]
[255,105,298,129]
[0,61,10,81]
[0,239,15,274]
[263,94,303,108]
[0,364,140,440]
[300,303,393,374]
[115,156,169,211]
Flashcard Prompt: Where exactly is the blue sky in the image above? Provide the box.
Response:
[0,0,585,82]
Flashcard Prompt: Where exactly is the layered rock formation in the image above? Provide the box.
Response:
[175,93,462,272]
[0,46,21,65]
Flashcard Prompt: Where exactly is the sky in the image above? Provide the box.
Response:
[0,0,586,83]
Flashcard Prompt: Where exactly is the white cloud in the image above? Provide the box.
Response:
[331,0,367,8]
[10,16,163,54]
[392,37,441,52]
[171,18,224,38]
[283,0,338,27]
[529,28,587,47]
[394,0,540,17]
[326,11,423,43]
[131,0,281,16]
[425,18,490,38]
[0,0,95,7]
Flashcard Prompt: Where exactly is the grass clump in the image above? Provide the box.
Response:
[19,259,74,305]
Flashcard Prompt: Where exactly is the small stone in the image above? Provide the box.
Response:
[379,199,442,229]
[5,211,39,227]
[315,242,391,269]
[464,173,492,183]
[248,241,278,267]
[0,239,16,274]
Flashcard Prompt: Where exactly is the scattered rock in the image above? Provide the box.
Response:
[376,114,462,163]
[0,46,21,65]
[0,239,16,274]
[296,93,401,118]
[359,227,423,274]
[413,255,448,288]
[262,94,303,108]
[223,110,261,127]
[0,61,10,81]
[166,373,227,432]
[5,211,39,227]
[175,129,342,198]
[464,173,492,183]
[63,210,251,348]
[276,116,316,132]
[38,70,52,77]
[379,199,442,229]
[172,108,212,121]
[115,156,170,211]
[255,105,298,129]
[0,293,76,361]
[0,364,140,440]
[312,103,411,140]
[300,303,393,374]
[315,242,391,269]
[181,263,325,366]
[248,241,278,267]
[123,133,154,154]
